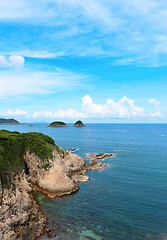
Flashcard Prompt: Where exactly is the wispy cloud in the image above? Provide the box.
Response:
[0,68,87,97]
[8,50,65,59]
[1,1,167,65]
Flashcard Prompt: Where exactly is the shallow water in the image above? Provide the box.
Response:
[1,123,167,239]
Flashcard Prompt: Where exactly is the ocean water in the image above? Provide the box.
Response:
[1,123,167,240]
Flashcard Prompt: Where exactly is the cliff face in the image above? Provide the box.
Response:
[24,147,85,198]
[0,130,86,239]
[0,130,112,239]
[0,174,46,240]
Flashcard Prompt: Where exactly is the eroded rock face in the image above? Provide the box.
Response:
[24,147,86,198]
[0,174,46,240]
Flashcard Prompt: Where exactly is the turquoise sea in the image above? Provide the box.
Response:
[1,123,167,240]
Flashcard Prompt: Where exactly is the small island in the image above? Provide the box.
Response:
[0,118,20,125]
[73,120,86,127]
[48,121,68,127]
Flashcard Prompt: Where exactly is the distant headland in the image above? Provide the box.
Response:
[73,120,86,127]
[0,118,20,125]
[48,121,68,127]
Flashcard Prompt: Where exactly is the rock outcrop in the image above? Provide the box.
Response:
[85,152,115,171]
[48,121,68,127]
[86,153,115,161]
[71,175,89,183]
[73,120,86,127]
[86,159,108,171]
[25,147,85,198]
[68,148,78,152]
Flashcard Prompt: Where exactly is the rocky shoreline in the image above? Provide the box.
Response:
[0,174,46,240]
[0,131,114,239]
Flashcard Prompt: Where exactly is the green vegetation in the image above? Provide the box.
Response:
[73,120,86,127]
[0,118,20,124]
[75,120,83,125]
[0,130,55,188]
[49,121,67,126]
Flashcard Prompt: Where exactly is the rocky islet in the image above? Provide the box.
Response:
[73,120,86,127]
[48,121,68,127]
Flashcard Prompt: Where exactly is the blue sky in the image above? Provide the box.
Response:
[0,0,167,123]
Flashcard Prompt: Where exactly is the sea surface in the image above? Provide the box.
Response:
[1,123,167,240]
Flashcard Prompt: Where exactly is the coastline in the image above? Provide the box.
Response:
[0,130,114,239]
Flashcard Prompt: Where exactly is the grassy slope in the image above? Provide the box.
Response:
[0,130,55,188]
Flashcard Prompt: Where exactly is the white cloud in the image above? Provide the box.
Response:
[149,110,162,118]
[82,95,145,118]
[32,109,86,119]
[9,56,25,68]
[0,55,24,68]
[0,109,29,117]
[0,95,163,120]
[148,98,160,107]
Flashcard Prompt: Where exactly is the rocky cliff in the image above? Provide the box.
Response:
[0,130,85,240]
[0,174,46,240]
[0,130,112,239]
